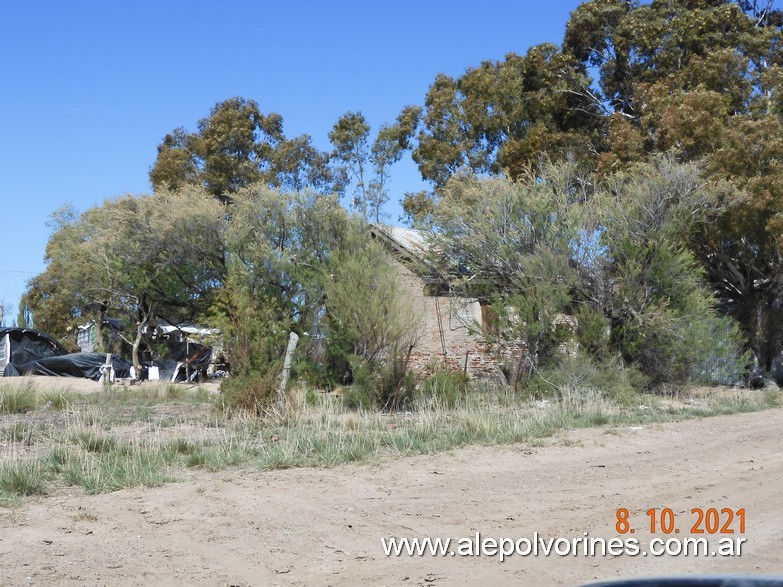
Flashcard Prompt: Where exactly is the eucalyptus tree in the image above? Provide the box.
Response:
[150,97,334,200]
[24,187,228,365]
[329,106,421,223]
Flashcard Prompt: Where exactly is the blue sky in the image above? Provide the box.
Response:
[0,0,585,323]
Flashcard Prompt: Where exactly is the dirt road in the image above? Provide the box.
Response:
[1,408,781,586]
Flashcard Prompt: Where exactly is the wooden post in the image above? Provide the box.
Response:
[276,332,299,412]
[101,353,113,388]
[185,337,190,383]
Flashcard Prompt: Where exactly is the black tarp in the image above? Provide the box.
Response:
[140,337,212,381]
[141,356,209,383]
[0,327,69,374]
[144,337,212,370]
[1,325,213,382]
[9,353,133,381]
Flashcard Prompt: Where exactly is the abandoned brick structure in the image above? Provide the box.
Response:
[370,225,520,381]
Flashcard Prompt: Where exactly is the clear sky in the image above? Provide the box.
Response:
[0,0,585,324]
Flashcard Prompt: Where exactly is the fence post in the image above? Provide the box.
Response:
[276,332,299,412]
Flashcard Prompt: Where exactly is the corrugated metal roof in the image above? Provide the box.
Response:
[384,226,430,257]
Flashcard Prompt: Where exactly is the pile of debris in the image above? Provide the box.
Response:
[1,320,225,383]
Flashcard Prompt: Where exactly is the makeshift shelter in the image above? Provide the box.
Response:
[76,318,125,353]
[139,317,217,381]
[0,327,69,376]
[6,353,133,381]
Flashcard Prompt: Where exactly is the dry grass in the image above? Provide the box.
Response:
[0,378,779,503]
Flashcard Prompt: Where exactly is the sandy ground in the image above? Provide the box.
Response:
[2,375,222,396]
[0,387,782,586]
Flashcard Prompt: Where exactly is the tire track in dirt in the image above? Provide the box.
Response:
[1,408,781,586]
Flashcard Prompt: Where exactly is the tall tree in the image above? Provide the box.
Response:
[412,44,603,189]
[329,107,421,222]
[269,134,333,195]
[24,188,228,364]
[563,0,783,371]
[150,97,334,200]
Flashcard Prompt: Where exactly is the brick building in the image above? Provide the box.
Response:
[370,225,516,381]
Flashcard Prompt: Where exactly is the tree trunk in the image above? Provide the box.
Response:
[736,289,783,375]
[94,303,107,353]
[132,296,153,375]
[753,294,783,373]
[276,332,299,412]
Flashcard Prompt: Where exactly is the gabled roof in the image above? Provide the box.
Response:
[369,224,442,281]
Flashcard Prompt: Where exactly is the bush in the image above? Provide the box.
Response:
[220,364,281,415]
[416,369,469,408]
[529,352,646,405]
[575,305,612,361]
[343,354,419,411]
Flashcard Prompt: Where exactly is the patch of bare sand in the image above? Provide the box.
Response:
[1,409,781,586]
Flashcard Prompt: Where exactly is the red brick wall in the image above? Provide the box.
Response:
[393,261,521,381]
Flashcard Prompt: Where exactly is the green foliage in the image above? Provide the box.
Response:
[416,369,469,408]
[531,352,646,406]
[340,359,374,411]
[426,158,746,389]
[220,366,282,415]
[0,383,37,414]
[413,45,602,187]
[323,231,421,409]
[560,0,783,371]
[598,157,747,386]
[24,188,227,356]
[574,304,612,360]
[149,97,334,199]
[329,107,421,222]
[211,269,286,413]
[429,161,588,383]
[212,187,350,412]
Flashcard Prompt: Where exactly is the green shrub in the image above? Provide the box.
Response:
[575,305,612,361]
[220,364,281,414]
[341,360,375,411]
[530,352,646,405]
[343,354,418,411]
[416,369,469,408]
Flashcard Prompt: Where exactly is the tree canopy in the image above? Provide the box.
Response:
[404,0,783,373]
[24,0,783,400]
[150,97,334,200]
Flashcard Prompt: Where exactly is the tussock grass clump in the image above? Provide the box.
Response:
[41,389,76,410]
[0,382,37,414]
[529,353,646,405]
[71,430,119,453]
[2,422,28,443]
[0,460,49,496]
[63,448,168,494]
